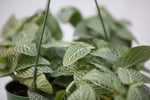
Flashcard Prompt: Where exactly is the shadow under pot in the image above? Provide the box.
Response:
[5,81,29,100]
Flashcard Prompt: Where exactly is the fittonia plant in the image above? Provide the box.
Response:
[0,1,150,100]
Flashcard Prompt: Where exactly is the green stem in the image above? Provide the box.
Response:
[94,0,108,41]
[97,95,111,100]
[66,81,75,93]
[32,0,51,89]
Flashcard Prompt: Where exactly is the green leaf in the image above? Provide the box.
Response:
[35,11,62,40]
[42,41,70,48]
[34,25,52,44]
[63,42,94,66]
[0,48,8,70]
[83,69,127,95]
[113,46,150,70]
[91,62,113,73]
[74,21,97,39]
[28,89,49,100]
[0,40,14,47]
[13,43,37,56]
[115,27,136,41]
[110,36,132,47]
[54,77,73,88]
[58,7,82,26]
[67,84,96,100]
[127,83,149,100]
[118,68,144,85]
[20,74,53,94]
[92,56,112,68]
[51,66,74,77]
[47,13,62,40]
[0,57,7,69]
[55,90,66,100]
[114,19,136,42]
[86,16,111,39]
[0,47,8,58]
[1,15,21,39]
[16,55,50,71]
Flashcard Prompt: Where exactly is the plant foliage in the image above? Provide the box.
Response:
[0,6,150,100]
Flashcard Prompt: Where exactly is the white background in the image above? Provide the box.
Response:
[0,0,150,100]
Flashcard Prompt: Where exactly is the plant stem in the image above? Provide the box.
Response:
[94,0,108,41]
[66,81,75,93]
[97,95,111,100]
[33,0,51,89]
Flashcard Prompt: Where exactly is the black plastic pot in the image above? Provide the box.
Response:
[5,81,29,100]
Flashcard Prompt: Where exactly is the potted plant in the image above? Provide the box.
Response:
[1,0,150,100]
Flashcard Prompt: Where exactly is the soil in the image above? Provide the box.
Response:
[6,81,28,97]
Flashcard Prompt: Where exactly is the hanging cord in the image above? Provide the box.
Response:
[94,0,108,41]
[33,0,51,89]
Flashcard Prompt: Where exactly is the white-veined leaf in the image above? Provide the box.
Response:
[63,42,94,66]
[51,66,74,77]
[16,55,50,71]
[28,89,49,100]
[13,43,37,56]
[67,84,96,100]
[83,69,127,95]
[73,70,108,95]
[16,67,41,78]
[20,74,53,94]
[91,42,128,64]
[37,66,53,74]
[113,46,150,70]
[0,52,19,77]
[118,68,144,85]
[71,42,95,49]
[12,23,39,45]
[42,41,70,48]
[91,48,117,63]
[74,70,89,84]
[127,83,149,100]
[16,66,53,78]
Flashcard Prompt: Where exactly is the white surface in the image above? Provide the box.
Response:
[0,0,150,100]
